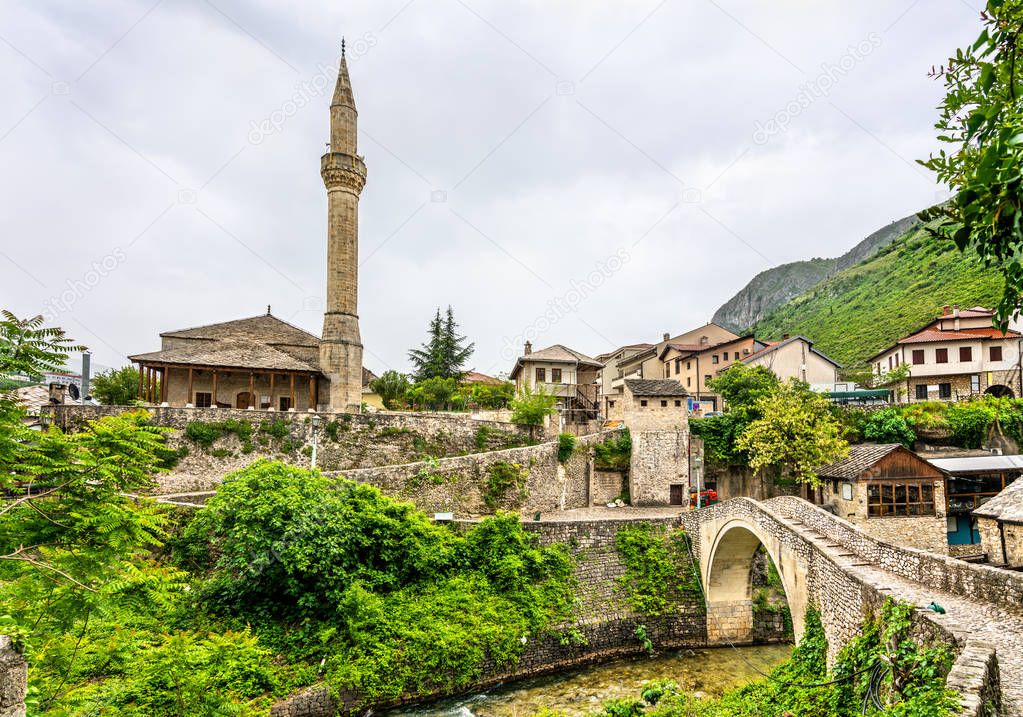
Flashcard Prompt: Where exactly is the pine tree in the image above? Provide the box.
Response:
[440,306,474,379]
[408,306,474,382]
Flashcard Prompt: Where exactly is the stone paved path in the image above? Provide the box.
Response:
[792,521,1023,714]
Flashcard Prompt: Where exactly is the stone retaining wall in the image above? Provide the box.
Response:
[331,431,614,517]
[45,405,538,494]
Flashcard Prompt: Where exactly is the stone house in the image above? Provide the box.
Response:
[595,343,653,417]
[927,454,1023,555]
[869,305,1023,403]
[973,476,1023,568]
[658,334,766,412]
[622,378,690,506]
[817,444,949,553]
[510,343,603,422]
[736,335,841,390]
[616,323,740,388]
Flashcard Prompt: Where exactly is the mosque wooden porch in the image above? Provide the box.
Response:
[131,362,324,411]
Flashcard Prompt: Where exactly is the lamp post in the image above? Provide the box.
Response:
[310,414,322,469]
[693,455,703,509]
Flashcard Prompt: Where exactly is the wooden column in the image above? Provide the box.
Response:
[187,367,194,404]
[160,367,167,404]
[212,371,218,406]
[249,372,255,409]
[289,373,295,409]
[269,373,276,410]
[145,367,151,403]
[137,365,144,400]
[308,375,315,410]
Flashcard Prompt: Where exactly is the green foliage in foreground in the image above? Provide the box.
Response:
[920,0,1023,327]
[753,221,1003,367]
[614,524,699,616]
[181,461,575,706]
[586,602,958,717]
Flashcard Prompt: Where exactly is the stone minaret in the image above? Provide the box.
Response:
[320,41,367,412]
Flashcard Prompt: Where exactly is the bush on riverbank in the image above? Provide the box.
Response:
[180,460,577,706]
[588,601,958,717]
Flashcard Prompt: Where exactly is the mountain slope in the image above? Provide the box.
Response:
[712,214,920,331]
[751,221,1003,367]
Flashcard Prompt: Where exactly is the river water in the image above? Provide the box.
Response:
[387,644,792,717]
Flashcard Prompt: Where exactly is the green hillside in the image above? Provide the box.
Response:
[752,222,1003,368]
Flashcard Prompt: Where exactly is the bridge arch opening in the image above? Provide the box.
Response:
[702,520,803,646]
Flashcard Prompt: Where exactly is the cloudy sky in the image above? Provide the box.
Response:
[0,1,980,378]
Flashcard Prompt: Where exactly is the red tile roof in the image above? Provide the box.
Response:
[898,327,1021,345]
[463,370,505,385]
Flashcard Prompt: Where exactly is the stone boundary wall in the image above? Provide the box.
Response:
[46,404,536,436]
[0,635,26,717]
[45,405,539,494]
[330,431,617,517]
[766,496,1023,615]
[946,640,1000,717]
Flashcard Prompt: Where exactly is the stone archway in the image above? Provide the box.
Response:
[700,518,809,645]
[986,385,1014,398]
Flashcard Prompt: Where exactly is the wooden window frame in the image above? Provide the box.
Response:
[960,346,973,362]
[195,391,212,408]
[935,348,949,364]
[551,368,562,384]
[866,479,936,518]
[912,349,925,365]
[535,367,546,383]
[991,345,1004,362]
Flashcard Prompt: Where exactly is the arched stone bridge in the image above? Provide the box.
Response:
[682,496,1023,715]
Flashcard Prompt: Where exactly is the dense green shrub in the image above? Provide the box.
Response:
[483,461,530,510]
[181,461,575,706]
[861,408,917,448]
[594,429,632,470]
[557,432,577,462]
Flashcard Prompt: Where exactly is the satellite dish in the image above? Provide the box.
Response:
[68,384,80,400]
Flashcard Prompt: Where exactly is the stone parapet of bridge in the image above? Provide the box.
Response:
[685,496,1011,715]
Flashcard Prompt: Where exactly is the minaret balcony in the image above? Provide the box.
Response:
[321,152,367,193]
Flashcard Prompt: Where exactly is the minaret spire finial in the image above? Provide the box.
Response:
[341,36,345,58]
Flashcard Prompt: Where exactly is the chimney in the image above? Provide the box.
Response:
[524,341,532,355]
[782,333,790,340]
[953,305,961,331]
[663,332,670,342]
[943,305,951,315]
[700,335,709,346]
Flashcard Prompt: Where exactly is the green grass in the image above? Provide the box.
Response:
[753,221,1003,368]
